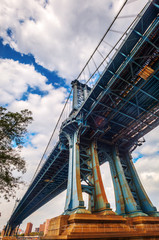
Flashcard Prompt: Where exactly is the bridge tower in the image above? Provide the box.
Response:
[71,79,91,112]
[61,80,117,215]
[44,80,159,239]
[60,79,159,218]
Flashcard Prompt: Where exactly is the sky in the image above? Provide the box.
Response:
[0,0,159,232]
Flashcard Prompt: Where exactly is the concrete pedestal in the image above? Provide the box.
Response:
[42,214,159,239]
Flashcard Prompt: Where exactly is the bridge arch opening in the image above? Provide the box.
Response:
[100,162,115,212]
[83,192,89,210]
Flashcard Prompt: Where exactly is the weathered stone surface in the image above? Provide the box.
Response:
[2,237,17,240]
[42,214,159,239]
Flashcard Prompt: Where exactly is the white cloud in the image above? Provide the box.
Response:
[133,126,159,210]
[0,0,148,80]
[101,162,115,211]
[9,88,67,134]
[136,128,159,155]
[0,59,52,104]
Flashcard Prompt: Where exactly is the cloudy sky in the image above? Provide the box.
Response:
[0,0,159,232]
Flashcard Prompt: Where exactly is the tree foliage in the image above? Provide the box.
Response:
[0,106,33,200]
[29,232,41,236]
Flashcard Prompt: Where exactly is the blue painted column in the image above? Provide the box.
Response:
[109,158,125,215]
[90,141,115,215]
[63,127,90,214]
[111,146,146,217]
[124,151,159,216]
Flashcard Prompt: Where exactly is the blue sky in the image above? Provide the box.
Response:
[0,37,68,93]
[0,0,159,233]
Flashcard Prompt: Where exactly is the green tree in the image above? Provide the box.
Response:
[29,232,40,236]
[0,106,33,200]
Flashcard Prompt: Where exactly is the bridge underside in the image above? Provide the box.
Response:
[4,1,159,236]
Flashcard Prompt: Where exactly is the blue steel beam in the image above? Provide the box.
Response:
[90,96,154,130]
[134,30,159,50]
[9,146,63,217]
[6,144,69,228]
[11,162,69,226]
[83,17,159,121]
[77,4,159,118]
[121,151,159,216]
[111,146,147,217]
[110,91,159,119]
[108,69,159,103]
[18,179,68,225]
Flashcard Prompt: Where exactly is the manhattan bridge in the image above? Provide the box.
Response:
[4,0,159,239]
